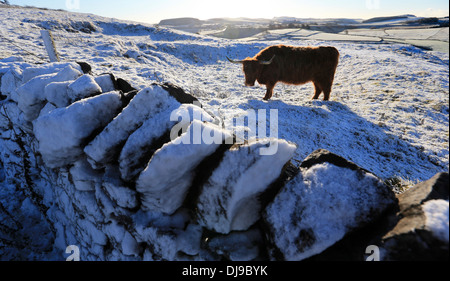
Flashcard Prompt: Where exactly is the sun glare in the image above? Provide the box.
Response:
[190,0,279,20]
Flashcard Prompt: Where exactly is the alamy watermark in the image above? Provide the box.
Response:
[365,245,380,261]
[169,102,279,155]
[65,245,80,261]
[66,0,80,10]
[366,0,381,10]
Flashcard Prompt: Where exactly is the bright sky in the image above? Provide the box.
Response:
[8,0,450,24]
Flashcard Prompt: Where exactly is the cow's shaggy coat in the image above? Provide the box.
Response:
[230,45,340,101]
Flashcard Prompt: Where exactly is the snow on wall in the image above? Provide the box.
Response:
[66,74,102,103]
[44,81,72,108]
[1,61,309,260]
[264,162,396,261]
[83,85,180,169]
[196,139,297,234]
[33,92,123,168]
[21,62,83,83]
[118,103,214,182]
[137,120,233,215]
[1,64,24,103]
[94,74,116,93]
[423,199,449,243]
[17,65,83,121]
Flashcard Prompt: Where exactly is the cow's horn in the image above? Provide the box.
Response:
[259,55,275,65]
[227,56,245,64]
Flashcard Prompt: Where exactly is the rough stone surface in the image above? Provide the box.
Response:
[378,172,449,261]
[307,172,449,261]
[196,139,297,234]
[263,149,397,261]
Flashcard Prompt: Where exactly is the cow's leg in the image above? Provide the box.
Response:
[322,84,332,101]
[312,82,322,100]
[263,83,275,100]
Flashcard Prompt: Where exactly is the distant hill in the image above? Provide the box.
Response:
[362,14,416,23]
[159,17,204,26]
[159,15,428,27]
[273,17,361,25]
[206,17,273,25]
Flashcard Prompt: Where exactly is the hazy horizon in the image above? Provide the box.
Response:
[6,0,450,24]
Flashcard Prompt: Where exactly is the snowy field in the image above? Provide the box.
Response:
[0,6,449,260]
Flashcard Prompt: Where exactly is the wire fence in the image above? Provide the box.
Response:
[0,28,93,63]
[0,32,48,62]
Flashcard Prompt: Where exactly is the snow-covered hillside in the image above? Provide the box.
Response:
[0,6,448,260]
[2,6,447,181]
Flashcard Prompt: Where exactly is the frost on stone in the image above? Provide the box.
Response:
[44,81,71,108]
[121,231,139,256]
[132,208,191,261]
[136,120,233,215]
[77,218,108,246]
[1,65,23,102]
[21,62,82,83]
[67,74,102,103]
[196,139,297,234]
[38,102,56,118]
[176,223,203,257]
[102,165,138,209]
[263,162,397,261]
[84,85,181,169]
[423,199,449,243]
[206,228,263,261]
[94,74,116,93]
[17,65,82,121]
[33,91,122,168]
[119,103,214,182]
[69,158,103,191]
[0,101,23,133]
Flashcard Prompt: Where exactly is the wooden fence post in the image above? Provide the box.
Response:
[40,30,60,62]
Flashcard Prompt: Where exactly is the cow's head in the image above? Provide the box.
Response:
[227,56,275,86]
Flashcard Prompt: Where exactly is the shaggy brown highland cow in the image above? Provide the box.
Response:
[228,44,339,101]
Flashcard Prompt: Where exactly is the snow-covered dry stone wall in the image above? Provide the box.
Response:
[0,61,299,260]
[0,61,447,261]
